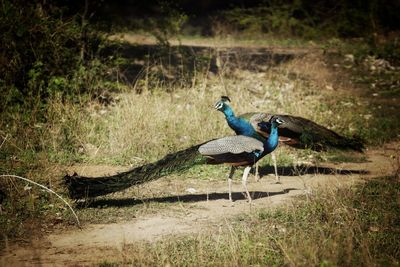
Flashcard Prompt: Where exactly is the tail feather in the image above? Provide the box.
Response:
[275,115,365,152]
[64,144,205,199]
[243,113,365,152]
[333,135,365,152]
[295,131,365,152]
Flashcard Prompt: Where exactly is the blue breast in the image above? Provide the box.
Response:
[222,106,278,162]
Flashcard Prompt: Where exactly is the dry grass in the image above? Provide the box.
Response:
[40,50,375,166]
[94,175,400,267]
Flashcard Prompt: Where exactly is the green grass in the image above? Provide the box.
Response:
[323,151,368,163]
[98,262,119,267]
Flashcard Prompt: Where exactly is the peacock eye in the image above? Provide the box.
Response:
[276,118,284,124]
[215,102,223,109]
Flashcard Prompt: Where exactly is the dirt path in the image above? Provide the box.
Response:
[1,142,398,266]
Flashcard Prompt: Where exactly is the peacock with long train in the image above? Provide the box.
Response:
[215,96,364,183]
[64,116,284,202]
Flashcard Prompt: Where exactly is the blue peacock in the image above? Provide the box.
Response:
[64,116,284,202]
[215,96,364,183]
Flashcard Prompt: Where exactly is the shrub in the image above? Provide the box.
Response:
[0,0,107,117]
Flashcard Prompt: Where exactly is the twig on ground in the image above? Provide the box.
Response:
[0,174,81,228]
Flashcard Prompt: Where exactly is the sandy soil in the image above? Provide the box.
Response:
[1,142,398,266]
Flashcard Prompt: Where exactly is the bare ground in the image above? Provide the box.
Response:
[1,142,398,266]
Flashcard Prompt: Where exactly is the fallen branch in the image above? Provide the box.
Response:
[0,174,81,228]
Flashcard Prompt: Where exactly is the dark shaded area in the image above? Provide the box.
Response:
[0,189,6,205]
[96,0,262,16]
[104,42,297,85]
[0,0,106,115]
[92,0,400,37]
[77,188,298,208]
[259,164,369,176]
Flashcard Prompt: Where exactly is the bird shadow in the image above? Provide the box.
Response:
[76,188,299,209]
[258,164,369,177]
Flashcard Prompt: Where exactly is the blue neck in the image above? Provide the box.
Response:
[263,123,279,154]
[222,106,257,137]
[253,122,279,161]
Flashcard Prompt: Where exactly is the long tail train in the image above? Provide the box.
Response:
[64,134,269,199]
[64,144,204,199]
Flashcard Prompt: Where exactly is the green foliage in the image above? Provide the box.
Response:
[215,0,400,40]
[0,0,123,168]
[0,0,109,117]
[373,41,400,65]
[219,2,318,38]
[146,2,188,46]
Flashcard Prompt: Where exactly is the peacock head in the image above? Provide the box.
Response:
[271,116,285,127]
[257,116,285,132]
[214,96,231,112]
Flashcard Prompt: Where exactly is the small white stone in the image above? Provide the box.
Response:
[186,188,197,194]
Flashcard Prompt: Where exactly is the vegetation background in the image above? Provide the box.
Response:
[0,0,399,265]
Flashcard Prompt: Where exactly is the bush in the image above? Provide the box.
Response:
[218,2,318,38]
[0,0,107,118]
[213,0,400,40]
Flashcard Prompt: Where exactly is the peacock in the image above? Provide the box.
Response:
[64,116,284,202]
[215,96,364,183]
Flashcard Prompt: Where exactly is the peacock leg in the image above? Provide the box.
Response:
[241,166,252,202]
[228,166,236,202]
[254,163,260,182]
[271,152,280,183]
